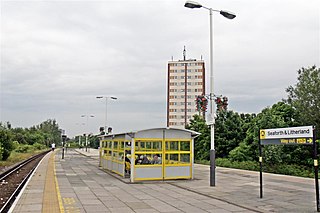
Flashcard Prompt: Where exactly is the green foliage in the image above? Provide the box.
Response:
[263,145,284,164]
[265,163,314,178]
[74,135,86,148]
[229,143,253,161]
[188,102,300,163]
[187,111,251,161]
[11,141,20,150]
[281,145,313,166]
[32,142,47,150]
[286,65,320,137]
[0,119,60,160]
[215,158,260,171]
[66,141,80,148]
[36,119,61,146]
[0,124,14,160]
[15,143,47,153]
[15,144,34,153]
[229,101,298,162]
[89,135,100,149]
[215,110,246,158]
[194,159,210,165]
[186,114,210,160]
[27,132,45,145]
[11,128,28,144]
[0,146,3,160]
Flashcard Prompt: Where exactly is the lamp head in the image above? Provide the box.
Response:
[111,97,117,100]
[96,96,103,99]
[184,1,202,9]
[220,10,236,19]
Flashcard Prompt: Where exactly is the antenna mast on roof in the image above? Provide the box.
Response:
[183,46,186,61]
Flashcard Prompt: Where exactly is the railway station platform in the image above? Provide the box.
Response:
[10,148,318,213]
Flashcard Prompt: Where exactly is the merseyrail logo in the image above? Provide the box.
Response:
[260,130,266,139]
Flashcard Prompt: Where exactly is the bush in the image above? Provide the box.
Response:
[0,128,14,160]
[66,142,80,148]
[15,144,34,153]
[264,163,314,178]
[2,149,11,161]
[0,146,3,160]
[11,141,20,150]
[195,159,210,165]
[33,143,47,150]
[215,158,260,171]
[229,143,253,162]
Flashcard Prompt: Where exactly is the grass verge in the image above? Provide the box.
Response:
[0,150,46,167]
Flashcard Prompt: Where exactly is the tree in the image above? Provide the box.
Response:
[187,111,255,161]
[229,102,298,163]
[11,128,28,144]
[37,119,61,145]
[214,110,245,158]
[0,119,62,161]
[286,65,320,137]
[186,115,210,160]
[0,123,14,160]
[89,135,100,149]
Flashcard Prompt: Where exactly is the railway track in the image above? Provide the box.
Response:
[0,150,50,212]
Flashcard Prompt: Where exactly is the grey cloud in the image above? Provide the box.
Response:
[1,0,319,136]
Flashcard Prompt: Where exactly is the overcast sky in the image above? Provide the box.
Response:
[1,0,319,137]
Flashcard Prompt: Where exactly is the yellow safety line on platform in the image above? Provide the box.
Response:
[54,153,65,213]
[42,151,63,212]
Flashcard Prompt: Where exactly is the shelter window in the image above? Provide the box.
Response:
[165,140,191,165]
[135,140,162,165]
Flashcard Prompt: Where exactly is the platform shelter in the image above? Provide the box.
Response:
[99,128,199,182]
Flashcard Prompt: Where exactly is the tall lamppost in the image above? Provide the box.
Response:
[184,0,236,186]
[81,114,95,152]
[96,96,117,134]
[62,134,67,159]
[59,129,66,159]
[76,123,85,147]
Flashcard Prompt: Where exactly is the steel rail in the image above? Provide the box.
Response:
[0,151,49,181]
[0,150,50,212]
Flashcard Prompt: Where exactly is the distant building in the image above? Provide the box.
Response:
[167,48,205,128]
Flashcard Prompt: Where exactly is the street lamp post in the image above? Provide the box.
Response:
[96,96,117,134]
[81,114,94,152]
[184,0,235,186]
[76,123,85,148]
[62,134,67,158]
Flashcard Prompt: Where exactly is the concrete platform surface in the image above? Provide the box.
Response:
[11,148,319,212]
